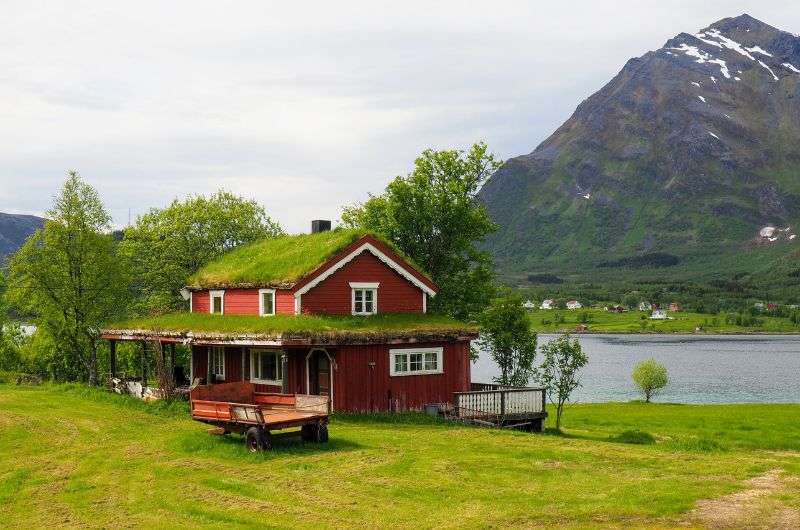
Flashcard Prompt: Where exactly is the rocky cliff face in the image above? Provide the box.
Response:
[0,213,44,259]
[480,14,800,277]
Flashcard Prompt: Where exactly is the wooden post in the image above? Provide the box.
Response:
[140,341,147,389]
[241,347,246,382]
[281,353,289,394]
[170,343,176,384]
[206,346,213,384]
[109,340,117,379]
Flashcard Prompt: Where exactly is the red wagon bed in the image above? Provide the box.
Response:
[190,382,330,451]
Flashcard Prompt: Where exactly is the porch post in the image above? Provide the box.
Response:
[206,346,213,384]
[140,341,147,388]
[170,343,176,383]
[109,340,117,378]
[281,353,289,394]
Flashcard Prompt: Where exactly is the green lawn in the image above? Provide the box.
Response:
[1,385,799,528]
[528,308,800,334]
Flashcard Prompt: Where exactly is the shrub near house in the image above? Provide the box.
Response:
[103,226,477,412]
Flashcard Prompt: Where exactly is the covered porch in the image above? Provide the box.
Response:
[189,344,335,403]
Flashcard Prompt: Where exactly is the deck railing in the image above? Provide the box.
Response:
[453,386,546,419]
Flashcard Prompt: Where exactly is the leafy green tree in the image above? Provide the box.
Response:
[8,172,126,384]
[632,359,668,402]
[478,293,537,387]
[120,191,282,312]
[537,334,588,431]
[342,142,501,319]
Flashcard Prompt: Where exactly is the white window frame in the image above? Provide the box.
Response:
[211,346,226,380]
[259,288,276,316]
[350,282,379,315]
[389,347,444,377]
[250,349,283,385]
[209,290,225,315]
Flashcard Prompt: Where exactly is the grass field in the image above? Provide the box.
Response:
[528,308,800,334]
[2,385,800,528]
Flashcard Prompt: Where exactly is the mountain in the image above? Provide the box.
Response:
[0,213,44,259]
[480,14,800,294]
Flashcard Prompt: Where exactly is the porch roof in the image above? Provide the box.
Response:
[101,312,478,346]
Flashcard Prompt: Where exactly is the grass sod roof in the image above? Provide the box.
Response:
[187,229,429,289]
[103,312,478,345]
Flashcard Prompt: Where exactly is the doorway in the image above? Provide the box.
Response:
[306,349,333,403]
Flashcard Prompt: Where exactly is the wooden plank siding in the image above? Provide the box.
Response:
[332,341,471,412]
[190,340,471,412]
[299,251,424,315]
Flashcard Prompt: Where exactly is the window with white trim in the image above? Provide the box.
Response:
[211,346,225,380]
[350,282,378,315]
[259,289,276,316]
[389,347,443,376]
[250,349,283,385]
[210,290,224,314]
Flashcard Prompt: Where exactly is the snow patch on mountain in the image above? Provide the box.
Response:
[783,63,800,74]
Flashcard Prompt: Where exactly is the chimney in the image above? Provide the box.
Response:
[311,220,331,233]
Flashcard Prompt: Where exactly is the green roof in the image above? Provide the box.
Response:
[188,229,368,289]
[188,229,431,289]
[103,312,477,345]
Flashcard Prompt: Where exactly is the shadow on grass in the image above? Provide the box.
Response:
[174,429,363,459]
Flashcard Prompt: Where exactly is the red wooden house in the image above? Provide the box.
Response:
[102,224,477,412]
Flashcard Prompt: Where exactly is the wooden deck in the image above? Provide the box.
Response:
[450,384,547,431]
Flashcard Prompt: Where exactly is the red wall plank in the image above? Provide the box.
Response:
[192,291,209,313]
[300,251,424,315]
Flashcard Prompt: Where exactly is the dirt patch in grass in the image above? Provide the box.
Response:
[690,469,800,529]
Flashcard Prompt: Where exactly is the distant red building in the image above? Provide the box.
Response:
[668,302,683,312]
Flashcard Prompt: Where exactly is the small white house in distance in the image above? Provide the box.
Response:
[540,299,555,310]
[522,300,536,311]
[650,309,668,320]
[638,301,652,311]
[566,300,582,310]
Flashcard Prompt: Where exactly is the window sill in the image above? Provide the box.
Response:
[251,378,282,386]
[390,370,443,377]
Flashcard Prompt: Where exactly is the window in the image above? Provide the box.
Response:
[389,347,443,376]
[259,289,276,316]
[251,349,283,384]
[209,290,224,314]
[350,282,378,315]
[211,346,225,380]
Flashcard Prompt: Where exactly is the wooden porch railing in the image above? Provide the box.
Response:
[453,386,546,419]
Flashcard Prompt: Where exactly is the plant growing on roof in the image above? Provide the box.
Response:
[341,142,501,320]
[537,334,588,431]
[632,358,668,403]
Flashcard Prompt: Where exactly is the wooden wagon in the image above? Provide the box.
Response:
[190,382,330,451]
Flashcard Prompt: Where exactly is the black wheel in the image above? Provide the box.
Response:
[260,430,272,451]
[300,424,315,442]
[245,427,261,452]
[318,422,329,443]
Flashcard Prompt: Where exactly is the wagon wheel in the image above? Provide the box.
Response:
[317,422,329,443]
[300,424,315,442]
[259,430,273,451]
[245,427,262,452]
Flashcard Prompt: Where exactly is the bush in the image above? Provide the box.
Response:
[608,430,656,445]
[632,359,668,403]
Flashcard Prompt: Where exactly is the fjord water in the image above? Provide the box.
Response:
[472,334,800,403]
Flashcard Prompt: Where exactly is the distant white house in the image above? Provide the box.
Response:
[540,299,555,310]
[638,301,652,311]
[650,309,668,320]
[522,300,536,311]
[566,300,582,310]
[754,302,766,311]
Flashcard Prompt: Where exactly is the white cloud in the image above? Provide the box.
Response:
[1,1,799,231]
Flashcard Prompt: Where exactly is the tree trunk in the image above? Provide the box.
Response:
[556,402,563,431]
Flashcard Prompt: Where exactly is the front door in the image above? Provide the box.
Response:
[309,349,331,398]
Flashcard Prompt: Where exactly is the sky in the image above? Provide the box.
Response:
[2,1,800,232]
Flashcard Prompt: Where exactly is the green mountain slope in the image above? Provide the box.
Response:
[480,14,800,299]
